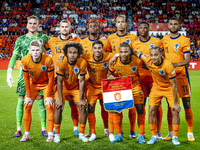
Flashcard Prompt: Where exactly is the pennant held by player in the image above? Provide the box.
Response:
[102,76,133,113]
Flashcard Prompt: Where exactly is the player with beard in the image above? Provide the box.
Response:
[162,17,195,142]
[80,21,110,137]
[131,21,164,139]
[107,15,138,139]
[45,20,81,137]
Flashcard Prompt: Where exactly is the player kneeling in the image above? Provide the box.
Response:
[20,40,54,142]
[54,42,88,143]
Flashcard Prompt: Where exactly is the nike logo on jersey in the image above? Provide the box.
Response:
[55,43,59,45]
[137,47,140,49]
[85,46,89,48]
[28,68,32,69]
[112,41,116,44]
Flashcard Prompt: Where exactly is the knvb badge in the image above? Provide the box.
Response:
[114,92,121,101]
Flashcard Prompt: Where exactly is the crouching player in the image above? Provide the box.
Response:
[20,40,54,142]
[54,42,88,143]
[107,42,145,143]
[133,46,181,145]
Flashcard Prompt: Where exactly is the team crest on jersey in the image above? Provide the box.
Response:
[103,62,108,68]
[41,66,47,71]
[149,44,155,48]
[74,67,79,74]
[126,39,131,44]
[131,66,137,72]
[142,54,147,58]
[38,39,43,45]
[114,92,121,101]
[159,70,165,75]
[174,43,179,50]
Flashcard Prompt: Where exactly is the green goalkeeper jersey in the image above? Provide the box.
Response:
[9,33,50,68]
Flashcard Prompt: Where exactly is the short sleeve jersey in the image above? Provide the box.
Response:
[45,36,81,67]
[13,33,50,58]
[109,55,143,84]
[162,34,190,77]
[139,54,176,88]
[22,54,54,84]
[131,36,163,81]
[56,57,87,90]
[79,36,109,54]
[82,52,114,88]
[107,32,137,54]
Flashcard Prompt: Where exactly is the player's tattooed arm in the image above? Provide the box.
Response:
[79,75,87,107]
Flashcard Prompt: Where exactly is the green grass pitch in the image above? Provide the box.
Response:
[0,70,200,150]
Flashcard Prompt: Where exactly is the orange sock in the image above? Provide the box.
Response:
[87,113,96,134]
[138,114,145,135]
[185,108,193,133]
[156,105,163,132]
[120,112,123,132]
[129,107,136,132]
[79,124,86,134]
[113,113,121,135]
[54,124,61,134]
[167,108,173,132]
[173,125,180,137]
[143,105,146,133]
[71,105,79,127]
[108,113,114,134]
[23,104,32,132]
[45,104,54,132]
[100,102,108,129]
[149,124,156,136]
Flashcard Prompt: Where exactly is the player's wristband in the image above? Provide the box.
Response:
[115,53,119,57]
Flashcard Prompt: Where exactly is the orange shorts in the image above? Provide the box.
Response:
[54,88,80,103]
[87,83,102,104]
[132,83,144,105]
[148,84,179,108]
[177,78,191,98]
[28,83,53,100]
[140,80,153,98]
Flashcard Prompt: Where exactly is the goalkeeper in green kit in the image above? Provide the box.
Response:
[7,15,50,137]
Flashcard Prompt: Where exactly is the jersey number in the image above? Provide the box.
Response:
[29,71,34,77]
[55,46,61,53]
[113,45,116,52]
[182,85,188,93]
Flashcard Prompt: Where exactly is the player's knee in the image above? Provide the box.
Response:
[135,104,143,114]
[78,105,87,114]
[148,106,156,117]
[171,109,180,119]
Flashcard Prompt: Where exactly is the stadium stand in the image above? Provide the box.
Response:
[0,0,199,60]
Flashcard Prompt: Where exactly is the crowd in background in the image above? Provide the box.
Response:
[0,0,199,60]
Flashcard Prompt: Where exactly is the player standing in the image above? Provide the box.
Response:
[20,40,54,142]
[54,42,88,143]
[162,17,195,141]
[107,15,138,138]
[132,46,181,145]
[107,42,145,143]
[80,21,109,137]
[45,20,81,136]
[7,15,50,137]
[131,21,164,139]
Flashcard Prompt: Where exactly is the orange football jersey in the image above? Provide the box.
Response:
[162,34,190,78]
[131,36,163,81]
[109,55,143,84]
[80,36,109,54]
[22,54,54,84]
[56,56,87,90]
[45,36,81,67]
[107,32,137,54]
[82,52,114,88]
[139,53,176,88]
